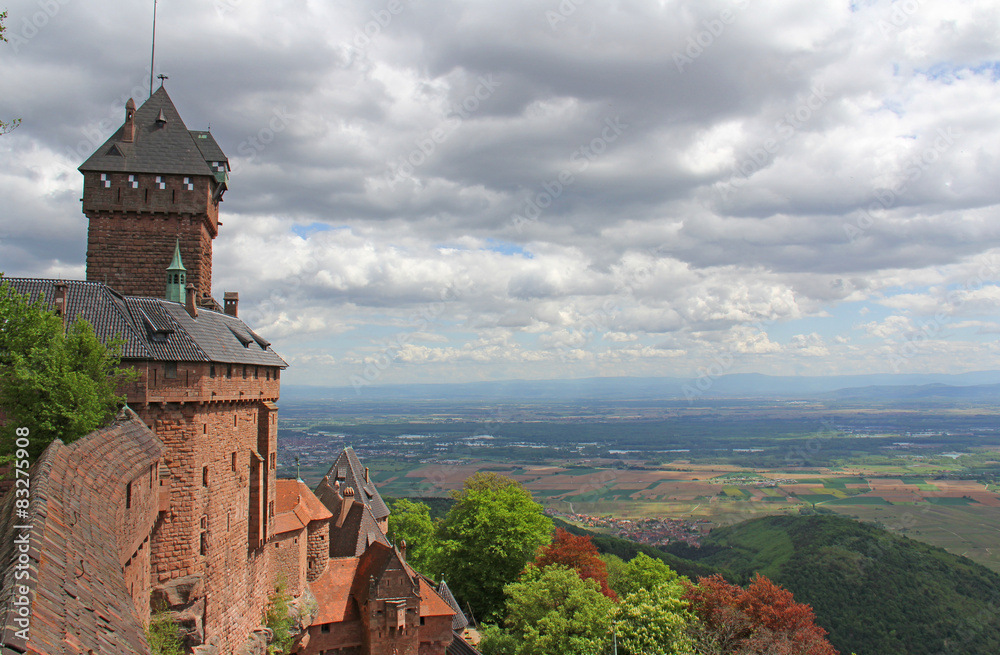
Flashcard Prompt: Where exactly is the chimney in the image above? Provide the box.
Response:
[185,283,198,318]
[338,487,355,527]
[53,281,68,330]
[399,539,407,562]
[224,292,239,317]
[365,467,369,483]
[123,98,136,143]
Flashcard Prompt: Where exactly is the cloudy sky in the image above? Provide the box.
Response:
[2,0,999,389]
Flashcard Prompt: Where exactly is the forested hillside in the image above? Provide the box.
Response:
[669,514,1000,655]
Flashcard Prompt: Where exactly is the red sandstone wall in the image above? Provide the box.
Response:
[117,459,161,623]
[306,521,329,583]
[138,396,277,654]
[83,171,218,299]
[301,620,364,654]
[272,529,308,597]
[125,362,281,407]
[417,616,453,655]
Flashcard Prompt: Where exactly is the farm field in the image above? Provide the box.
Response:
[281,398,1000,571]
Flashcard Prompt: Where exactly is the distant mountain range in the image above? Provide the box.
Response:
[284,370,1000,402]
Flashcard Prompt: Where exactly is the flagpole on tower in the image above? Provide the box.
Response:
[149,0,158,98]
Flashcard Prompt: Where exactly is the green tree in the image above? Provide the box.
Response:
[618,552,679,597]
[502,565,614,655]
[600,553,628,597]
[0,277,134,459]
[614,579,695,655]
[0,12,22,135]
[387,498,440,576]
[437,472,553,622]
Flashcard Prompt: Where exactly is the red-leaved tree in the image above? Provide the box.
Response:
[534,529,618,600]
[683,573,837,655]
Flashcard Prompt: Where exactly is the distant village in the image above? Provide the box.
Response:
[549,511,710,548]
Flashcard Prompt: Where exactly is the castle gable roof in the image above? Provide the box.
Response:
[0,410,164,655]
[325,447,390,521]
[309,557,361,626]
[274,479,334,534]
[79,87,225,177]
[2,278,286,367]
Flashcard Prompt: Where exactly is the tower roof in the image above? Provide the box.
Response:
[167,239,186,272]
[79,86,229,177]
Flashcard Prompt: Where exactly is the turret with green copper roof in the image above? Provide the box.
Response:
[166,239,187,303]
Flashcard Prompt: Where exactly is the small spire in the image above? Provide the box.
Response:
[156,108,167,124]
[165,239,187,303]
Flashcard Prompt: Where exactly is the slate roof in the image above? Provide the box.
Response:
[447,633,484,655]
[273,479,333,535]
[328,502,390,558]
[79,87,228,178]
[324,448,390,521]
[2,278,286,368]
[437,580,469,631]
[0,409,164,655]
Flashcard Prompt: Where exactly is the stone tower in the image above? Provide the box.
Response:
[79,86,230,303]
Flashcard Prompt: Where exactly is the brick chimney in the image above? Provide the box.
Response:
[53,281,68,330]
[123,98,136,143]
[338,487,355,528]
[185,283,198,318]
[224,292,239,317]
[399,539,407,562]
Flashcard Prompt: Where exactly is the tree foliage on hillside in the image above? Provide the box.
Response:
[534,528,616,599]
[387,498,440,576]
[437,472,553,622]
[679,514,1000,655]
[0,277,134,460]
[683,573,837,655]
[614,577,695,655]
[480,564,614,655]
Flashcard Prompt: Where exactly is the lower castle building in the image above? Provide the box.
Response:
[0,87,477,655]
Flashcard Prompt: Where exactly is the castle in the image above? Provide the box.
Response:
[0,88,475,655]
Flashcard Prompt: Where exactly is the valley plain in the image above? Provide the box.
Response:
[278,394,1000,571]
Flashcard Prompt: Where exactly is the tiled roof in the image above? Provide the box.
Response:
[0,409,164,655]
[325,448,390,521]
[447,632,484,655]
[329,502,389,558]
[79,87,226,177]
[308,558,360,626]
[2,277,286,367]
[419,579,456,619]
[437,580,469,630]
[274,479,333,535]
